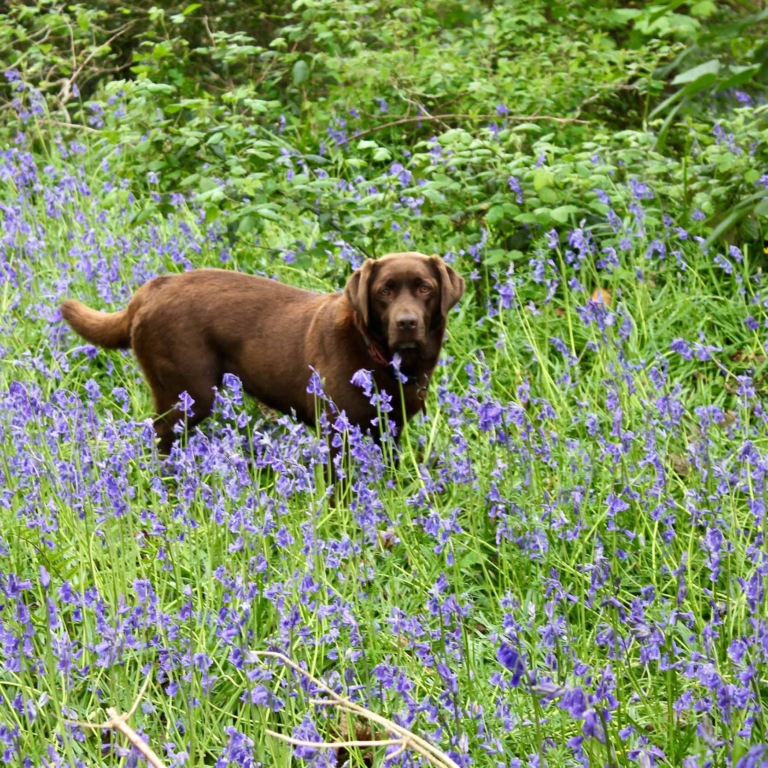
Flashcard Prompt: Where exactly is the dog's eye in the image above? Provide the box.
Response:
[419,285,431,295]
[380,287,391,296]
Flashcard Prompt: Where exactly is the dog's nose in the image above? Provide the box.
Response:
[396,315,418,331]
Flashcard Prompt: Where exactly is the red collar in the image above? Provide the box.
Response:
[353,311,391,368]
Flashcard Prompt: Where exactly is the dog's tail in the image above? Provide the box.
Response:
[60,299,132,349]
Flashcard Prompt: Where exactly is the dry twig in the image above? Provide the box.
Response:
[349,112,587,140]
[63,672,166,768]
[252,650,461,768]
[57,22,136,106]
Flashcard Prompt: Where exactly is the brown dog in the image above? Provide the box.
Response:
[60,252,464,454]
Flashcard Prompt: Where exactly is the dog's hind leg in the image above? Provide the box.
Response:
[133,343,220,456]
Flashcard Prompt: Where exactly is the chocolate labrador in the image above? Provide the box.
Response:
[60,252,465,455]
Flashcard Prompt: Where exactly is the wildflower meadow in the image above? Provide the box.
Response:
[2,2,768,767]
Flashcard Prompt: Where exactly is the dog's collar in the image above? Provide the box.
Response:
[353,312,430,400]
[354,312,390,368]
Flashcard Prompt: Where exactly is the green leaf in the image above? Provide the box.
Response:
[682,73,719,96]
[483,249,507,265]
[511,123,543,133]
[671,59,720,85]
[131,207,154,226]
[292,60,309,86]
[716,64,760,92]
[539,187,559,204]
[533,168,554,191]
[550,205,578,223]
[690,0,716,17]
[372,147,392,162]
[486,206,506,225]
[421,187,444,203]
[197,188,225,203]
[256,206,282,222]
[656,98,686,152]
[649,88,684,120]
[755,199,768,218]
[237,215,262,234]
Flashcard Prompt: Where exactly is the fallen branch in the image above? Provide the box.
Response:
[252,650,461,768]
[63,673,166,768]
[349,112,587,140]
[265,733,402,749]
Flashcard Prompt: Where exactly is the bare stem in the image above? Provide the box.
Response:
[62,672,165,768]
[349,112,588,140]
[253,651,461,768]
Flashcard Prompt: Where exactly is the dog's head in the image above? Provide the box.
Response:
[344,252,465,352]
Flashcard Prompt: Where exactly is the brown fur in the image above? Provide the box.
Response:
[60,252,464,455]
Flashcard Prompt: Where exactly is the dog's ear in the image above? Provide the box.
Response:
[344,259,378,326]
[431,255,465,317]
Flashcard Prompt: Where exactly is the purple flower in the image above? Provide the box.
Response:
[177,391,195,415]
[670,338,693,360]
[507,175,524,204]
[736,744,768,768]
[630,177,653,200]
[545,229,558,249]
[497,643,525,687]
[306,368,326,397]
[350,368,374,398]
